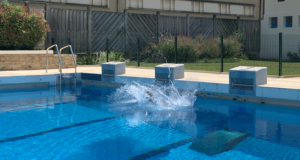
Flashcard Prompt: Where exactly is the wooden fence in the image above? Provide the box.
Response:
[46,8,88,53]
[91,11,124,53]
[189,17,213,38]
[46,8,260,56]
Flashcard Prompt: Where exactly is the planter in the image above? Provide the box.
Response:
[0,50,53,55]
[0,50,76,71]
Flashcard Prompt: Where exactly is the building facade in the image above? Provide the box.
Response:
[261,0,299,35]
[3,0,263,20]
[260,0,300,60]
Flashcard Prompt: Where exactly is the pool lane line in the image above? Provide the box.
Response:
[128,137,198,160]
[0,116,118,144]
[0,101,75,113]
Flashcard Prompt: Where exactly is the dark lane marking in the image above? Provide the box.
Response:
[0,116,118,144]
[129,137,198,160]
[0,101,75,113]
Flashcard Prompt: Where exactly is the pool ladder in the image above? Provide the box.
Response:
[46,45,77,95]
[46,44,77,77]
[46,44,62,76]
[59,45,77,79]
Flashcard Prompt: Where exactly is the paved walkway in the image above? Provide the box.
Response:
[0,66,300,90]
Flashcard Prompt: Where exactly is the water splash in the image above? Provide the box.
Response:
[109,82,199,135]
[110,82,197,111]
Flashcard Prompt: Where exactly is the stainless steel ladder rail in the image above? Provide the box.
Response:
[46,44,63,77]
[60,45,77,97]
[59,45,77,78]
[46,44,63,97]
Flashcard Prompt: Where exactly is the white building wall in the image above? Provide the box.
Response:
[20,0,110,6]
[262,0,300,35]
[261,0,300,60]
[126,0,256,18]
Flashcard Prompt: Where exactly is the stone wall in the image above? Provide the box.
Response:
[0,54,76,70]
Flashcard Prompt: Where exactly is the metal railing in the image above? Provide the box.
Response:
[60,45,77,78]
[46,44,62,78]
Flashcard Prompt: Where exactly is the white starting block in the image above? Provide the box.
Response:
[155,63,184,82]
[229,66,267,96]
[101,62,126,82]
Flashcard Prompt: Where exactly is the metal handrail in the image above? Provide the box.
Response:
[59,45,77,78]
[46,45,62,78]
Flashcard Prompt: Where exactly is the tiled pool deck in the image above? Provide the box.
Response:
[1,65,300,106]
[1,65,299,88]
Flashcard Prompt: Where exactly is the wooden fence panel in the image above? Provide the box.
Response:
[160,16,187,37]
[240,20,260,53]
[189,17,213,38]
[49,8,87,53]
[91,11,124,53]
[48,8,261,55]
[127,13,157,55]
[216,19,237,37]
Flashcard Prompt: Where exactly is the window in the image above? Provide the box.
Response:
[271,17,277,28]
[286,16,293,27]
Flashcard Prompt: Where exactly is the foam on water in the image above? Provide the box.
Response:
[110,82,197,110]
[109,82,198,130]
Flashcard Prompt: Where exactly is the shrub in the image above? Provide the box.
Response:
[142,36,198,63]
[287,46,300,61]
[194,35,242,59]
[244,53,259,60]
[176,36,198,62]
[153,38,175,61]
[200,57,240,63]
[222,36,242,58]
[287,51,300,61]
[0,1,50,50]
[140,43,166,63]
[194,35,207,43]
[240,53,249,60]
[194,34,242,59]
[76,54,97,65]
[96,51,124,64]
[232,30,246,44]
[195,37,220,59]
[76,51,124,65]
[141,34,243,62]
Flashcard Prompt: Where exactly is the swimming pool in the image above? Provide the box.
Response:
[1,83,300,160]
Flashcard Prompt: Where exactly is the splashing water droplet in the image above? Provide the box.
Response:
[110,81,197,111]
[108,82,199,135]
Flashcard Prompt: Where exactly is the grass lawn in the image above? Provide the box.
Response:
[126,60,300,75]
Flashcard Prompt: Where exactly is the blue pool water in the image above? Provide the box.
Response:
[1,83,300,159]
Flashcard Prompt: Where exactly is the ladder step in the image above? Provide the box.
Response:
[61,76,74,79]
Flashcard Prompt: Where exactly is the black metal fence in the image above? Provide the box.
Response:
[56,32,300,76]
[123,33,300,76]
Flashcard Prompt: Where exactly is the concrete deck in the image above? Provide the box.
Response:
[0,66,299,90]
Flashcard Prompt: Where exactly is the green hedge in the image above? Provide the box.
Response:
[141,35,242,62]
[0,1,50,50]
